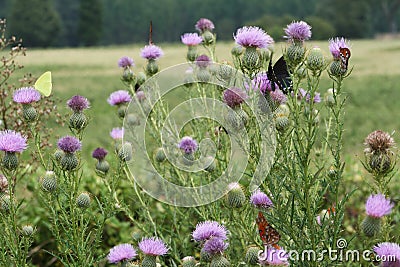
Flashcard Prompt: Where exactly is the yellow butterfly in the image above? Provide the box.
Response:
[34,71,52,97]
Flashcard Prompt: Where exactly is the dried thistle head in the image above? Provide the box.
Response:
[364,130,395,154]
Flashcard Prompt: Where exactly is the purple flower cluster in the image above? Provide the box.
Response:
[92,147,108,160]
[365,194,394,218]
[250,189,273,209]
[0,130,27,153]
[234,26,274,49]
[178,136,198,154]
[329,37,350,59]
[297,88,321,103]
[192,220,228,242]
[107,243,137,264]
[223,87,248,108]
[251,73,277,93]
[270,89,287,105]
[57,136,82,153]
[284,21,312,42]
[138,237,169,256]
[13,87,41,104]
[107,90,131,106]
[181,33,203,46]
[118,56,134,68]
[373,242,400,266]
[195,54,211,68]
[110,128,124,140]
[67,95,90,112]
[141,44,164,60]
[195,18,215,32]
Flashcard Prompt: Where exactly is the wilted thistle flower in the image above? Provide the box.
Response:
[67,95,90,130]
[21,224,35,236]
[92,147,108,161]
[182,256,196,267]
[107,243,137,264]
[192,221,228,242]
[226,182,246,208]
[0,174,8,193]
[250,189,273,210]
[0,130,27,170]
[259,247,289,266]
[373,242,400,267]
[284,21,312,43]
[57,136,81,171]
[76,192,91,209]
[13,87,41,122]
[364,130,395,175]
[139,237,169,267]
[118,56,135,68]
[361,193,394,237]
[223,87,248,109]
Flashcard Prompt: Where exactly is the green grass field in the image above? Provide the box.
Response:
[10,39,400,160]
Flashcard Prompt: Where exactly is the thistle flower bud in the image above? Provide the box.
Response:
[60,153,79,171]
[182,256,196,267]
[118,104,128,118]
[2,152,18,170]
[146,59,159,76]
[122,68,137,84]
[245,246,261,265]
[226,182,246,208]
[210,255,230,267]
[368,153,393,174]
[54,149,64,163]
[155,148,166,162]
[231,45,244,57]
[196,69,211,83]
[69,112,88,130]
[203,156,217,172]
[76,192,91,209]
[22,105,38,122]
[307,47,325,72]
[21,225,34,236]
[186,46,198,62]
[137,72,147,86]
[0,194,11,212]
[202,31,214,45]
[242,47,260,71]
[118,142,133,162]
[200,248,212,262]
[324,88,335,107]
[329,60,345,77]
[41,171,57,193]
[286,43,305,67]
[96,160,110,174]
[275,114,290,132]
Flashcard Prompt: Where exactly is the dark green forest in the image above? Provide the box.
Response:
[0,0,399,47]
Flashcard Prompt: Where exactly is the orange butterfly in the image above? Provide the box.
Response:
[256,211,281,249]
[339,47,351,72]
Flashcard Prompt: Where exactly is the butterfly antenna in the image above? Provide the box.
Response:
[149,21,153,45]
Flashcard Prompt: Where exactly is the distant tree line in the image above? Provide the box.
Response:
[0,0,399,47]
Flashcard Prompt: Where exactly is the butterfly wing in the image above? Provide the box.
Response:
[267,56,292,94]
[256,211,281,247]
[339,48,351,73]
[34,71,52,97]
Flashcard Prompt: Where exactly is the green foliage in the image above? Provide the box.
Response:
[304,16,336,40]
[8,0,61,47]
[78,0,103,46]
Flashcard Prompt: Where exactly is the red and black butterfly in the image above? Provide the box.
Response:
[339,47,351,73]
[256,211,281,249]
[267,55,292,94]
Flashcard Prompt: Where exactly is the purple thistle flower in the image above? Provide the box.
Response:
[284,21,312,42]
[0,130,27,153]
[373,242,400,267]
[192,221,228,242]
[107,90,132,106]
[13,87,41,104]
[250,189,273,209]
[251,73,277,93]
[57,136,81,153]
[259,247,289,266]
[329,37,350,59]
[178,136,198,154]
[203,238,229,255]
[107,243,137,264]
[296,88,321,103]
[141,44,164,60]
[110,128,124,140]
[92,147,108,160]
[365,194,394,218]
[138,237,169,256]
[223,87,248,108]
[234,26,274,49]
[270,89,287,105]
[195,54,211,68]
[181,33,203,46]
[195,18,215,33]
[67,95,90,112]
[118,56,135,68]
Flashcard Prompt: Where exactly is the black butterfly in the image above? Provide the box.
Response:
[267,55,292,94]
